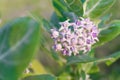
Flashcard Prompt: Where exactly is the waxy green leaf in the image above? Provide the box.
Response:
[97,20,120,46]
[64,0,83,16]
[23,74,56,80]
[84,0,116,19]
[67,51,120,65]
[0,17,39,80]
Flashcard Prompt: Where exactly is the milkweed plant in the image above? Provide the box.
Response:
[0,0,120,80]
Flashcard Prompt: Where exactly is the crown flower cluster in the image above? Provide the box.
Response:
[51,18,99,56]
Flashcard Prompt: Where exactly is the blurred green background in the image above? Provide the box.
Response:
[0,0,53,24]
[0,0,120,80]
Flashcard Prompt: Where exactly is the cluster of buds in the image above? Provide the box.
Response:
[51,18,99,56]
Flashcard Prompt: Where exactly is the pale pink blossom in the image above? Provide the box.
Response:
[51,18,99,56]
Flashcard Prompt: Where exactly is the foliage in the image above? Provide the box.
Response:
[0,0,120,80]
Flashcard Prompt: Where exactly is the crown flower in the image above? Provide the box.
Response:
[51,18,99,56]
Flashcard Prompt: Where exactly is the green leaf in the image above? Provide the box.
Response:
[29,13,62,62]
[52,0,83,20]
[22,74,56,80]
[52,0,68,17]
[67,55,97,65]
[50,12,60,28]
[0,17,39,80]
[98,14,112,28]
[63,0,83,16]
[42,19,54,32]
[50,11,78,28]
[81,70,86,80]
[88,65,99,73]
[96,20,120,46]
[106,51,120,66]
[84,0,116,19]
[67,51,120,65]
[63,12,78,21]
[106,59,116,66]
[81,0,86,3]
